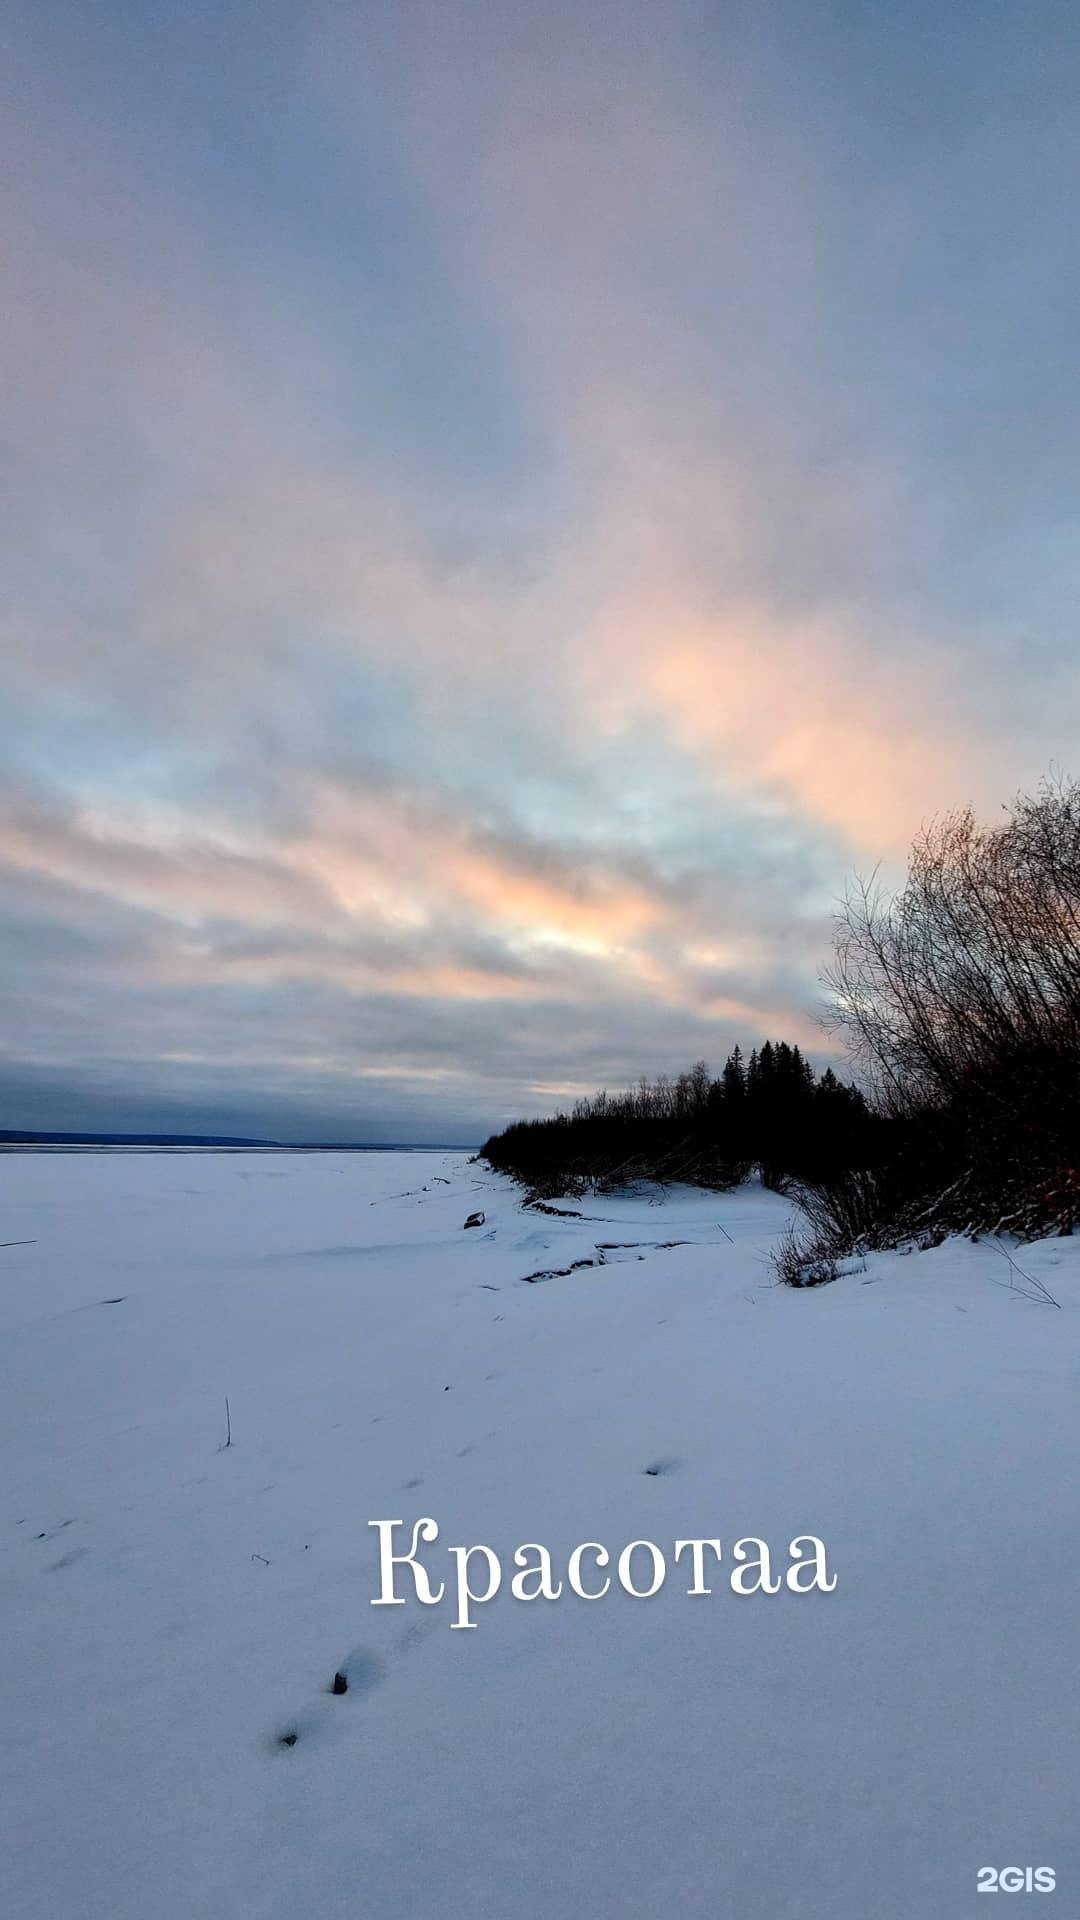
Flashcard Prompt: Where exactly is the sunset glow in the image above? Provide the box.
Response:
[3,0,1078,1140]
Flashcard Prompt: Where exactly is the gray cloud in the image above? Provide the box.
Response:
[3,1,1078,1136]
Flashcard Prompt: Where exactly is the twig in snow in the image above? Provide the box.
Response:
[991,1238,1060,1308]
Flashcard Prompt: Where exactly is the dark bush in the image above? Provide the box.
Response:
[806,775,1080,1256]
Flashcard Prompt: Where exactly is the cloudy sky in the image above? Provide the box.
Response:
[3,0,1079,1142]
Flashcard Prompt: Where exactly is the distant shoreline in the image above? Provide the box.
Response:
[0,1134,471,1154]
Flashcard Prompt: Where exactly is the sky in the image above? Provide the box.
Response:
[2,0,1079,1143]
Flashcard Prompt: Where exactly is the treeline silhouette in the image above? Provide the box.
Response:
[481,1043,877,1198]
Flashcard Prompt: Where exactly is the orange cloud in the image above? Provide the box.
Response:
[633,613,961,854]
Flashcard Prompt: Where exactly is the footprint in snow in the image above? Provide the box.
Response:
[331,1647,384,1698]
[49,1547,88,1570]
[270,1650,384,1754]
[396,1613,438,1653]
[270,1709,323,1752]
[642,1457,682,1478]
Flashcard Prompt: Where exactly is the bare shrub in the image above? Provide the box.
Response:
[773,1223,840,1288]
[822,775,1080,1244]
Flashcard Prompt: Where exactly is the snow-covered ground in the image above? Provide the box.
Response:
[2,1150,1078,1919]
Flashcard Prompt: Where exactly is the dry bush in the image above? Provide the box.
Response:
[819,775,1080,1246]
[772,1222,840,1288]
